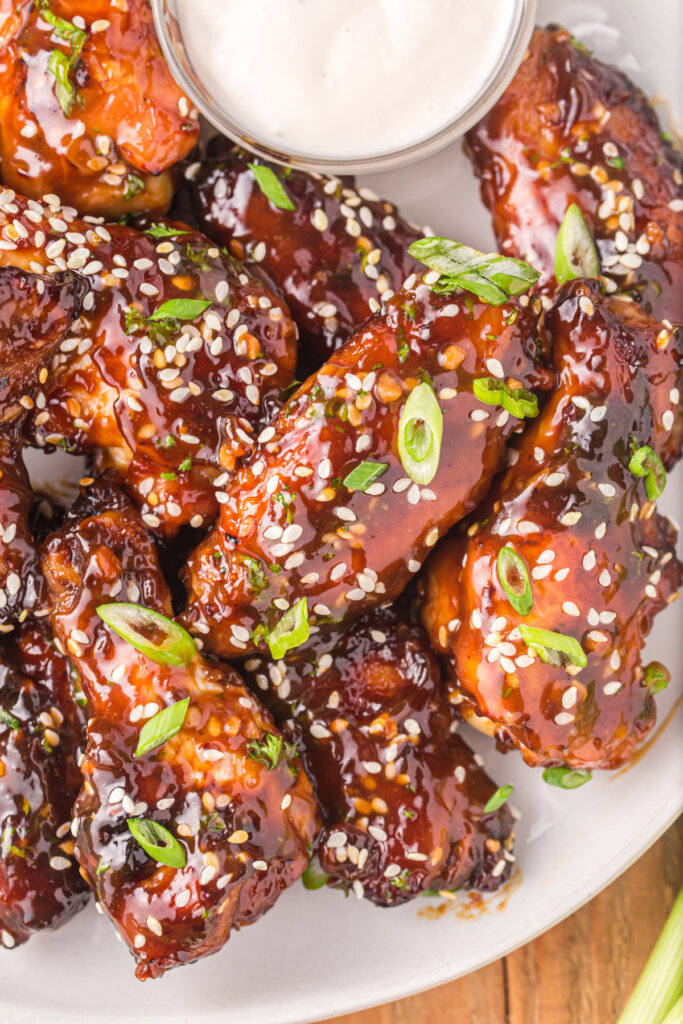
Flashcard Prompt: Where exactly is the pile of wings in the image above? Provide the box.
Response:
[0,3,681,980]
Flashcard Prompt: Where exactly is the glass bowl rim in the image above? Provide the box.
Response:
[152,0,538,175]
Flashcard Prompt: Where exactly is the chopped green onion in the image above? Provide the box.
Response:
[128,818,186,870]
[554,204,600,284]
[134,697,190,758]
[47,50,76,116]
[97,603,197,666]
[616,887,683,1024]
[473,377,538,419]
[397,382,443,485]
[145,223,192,239]
[629,445,667,500]
[661,995,683,1024]
[484,784,514,814]
[247,732,298,771]
[519,625,587,669]
[301,855,330,890]
[123,173,145,201]
[497,546,533,615]
[267,598,309,660]
[0,709,19,730]
[644,662,670,695]
[149,298,211,323]
[248,163,296,212]
[38,1,87,53]
[409,237,540,306]
[343,461,388,492]
[542,766,592,789]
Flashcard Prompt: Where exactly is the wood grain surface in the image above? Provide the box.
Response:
[323,817,682,1024]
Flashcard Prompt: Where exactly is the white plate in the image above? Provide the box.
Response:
[4,1,683,1022]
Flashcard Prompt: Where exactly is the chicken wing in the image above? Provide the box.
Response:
[242,605,515,905]
[420,279,682,770]
[0,264,83,626]
[0,621,88,949]
[182,261,550,658]
[0,0,199,218]
[186,143,423,370]
[465,25,683,324]
[42,479,319,979]
[0,191,298,536]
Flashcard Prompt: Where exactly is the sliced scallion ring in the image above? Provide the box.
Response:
[644,662,670,695]
[301,855,330,890]
[473,377,538,419]
[519,625,587,669]
[554,204,600,284]
[343,461,388,492]
[629,445,667,500]
[397,382,443,485]
[484,784,514,814]
[134,697,190,758]
[542,766,592,789]
[497,546,533,616]
[267,598,309,660]
[128,818,186,869]
[97,604,197,666]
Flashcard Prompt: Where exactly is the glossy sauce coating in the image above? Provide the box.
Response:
[420,280,682,769]
[0,0,199,217]
[187,143,423,370]
[42,479,319,979]
[465,25,683,324]
[0,622,88,949]
[0,265,82,626]
[0,191,298,536]
[182,271,550,658]
[242,606,515,905]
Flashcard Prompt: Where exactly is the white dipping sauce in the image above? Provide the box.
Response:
[179,0,518,159]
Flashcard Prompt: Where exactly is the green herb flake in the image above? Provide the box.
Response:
[0,709,20,730]
[342,461,388,492]
[247,732,298,771]
[248,163,296,212]
[145,223,192,240]
[409,237,540,306]
[484,784,514,814]
[134,697,190,758]
[123,173,145,201]
[149,298,212,323]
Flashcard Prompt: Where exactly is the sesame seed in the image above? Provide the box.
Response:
[49,856,72,871]
[554,712,575,726]
[146,916,162,936]
[603,681,622,696]
[228,830,248,844]
[562,686,578,709]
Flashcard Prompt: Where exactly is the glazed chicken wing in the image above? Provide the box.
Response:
[186,143,423,370]
[420,280,682,770]
[0,264,83,625]
[242,605,515,905]
[0,0,199,218]
[0,191,298,536]
[0,622,88,950]
[42,479,319,979]
[182,263,550,659]
[465,25,683,324]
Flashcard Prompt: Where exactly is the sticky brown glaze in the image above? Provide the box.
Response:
[182,270,551,659]
[242,605,515,905]
[420,280,682,770]
[0,265,82,627]
[0,191,298,536]
[42,479,319,980]
[465,25,683,324]
[0,621,88,949]
[186,143,423,371]
[0,0,199,218]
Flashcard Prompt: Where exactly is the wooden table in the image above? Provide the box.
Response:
[324,817,682,1024]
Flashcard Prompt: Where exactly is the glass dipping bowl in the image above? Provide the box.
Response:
[152,0,537,174]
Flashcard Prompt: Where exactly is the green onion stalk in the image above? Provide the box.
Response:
[616,887,683,1024]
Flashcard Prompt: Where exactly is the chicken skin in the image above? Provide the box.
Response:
[465,25,683,324]
[0,264,83,626]
[0,0,199,218]
[0,190,298,536]
[420,279,682,770]
[242,605,515,906]
[186,143,423,370]
[42,479,319,979]
[0,622,88,950]
[182,264,550,659]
